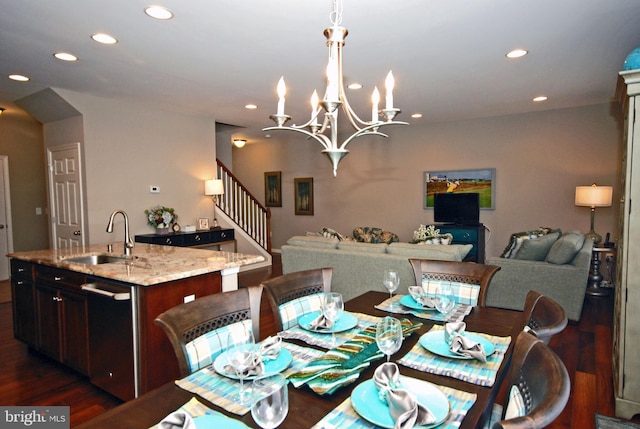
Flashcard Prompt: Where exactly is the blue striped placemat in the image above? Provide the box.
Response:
[278,312,381,348]
[375,295,472,322]
[148,397,249,429]
[397,325,511,387]
[311,383,477,429]
[175,342,323,415]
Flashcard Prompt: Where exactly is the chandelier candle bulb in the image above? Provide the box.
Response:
[277,77,286,116]
[371,86,380,122]
[385,71,395,110]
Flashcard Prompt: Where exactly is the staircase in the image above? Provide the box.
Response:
[215,160,272,269]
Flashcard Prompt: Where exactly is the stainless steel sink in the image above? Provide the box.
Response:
[65,254,129,265]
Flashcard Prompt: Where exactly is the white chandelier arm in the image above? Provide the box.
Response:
[262,125,332,151]
[338,120,409,150]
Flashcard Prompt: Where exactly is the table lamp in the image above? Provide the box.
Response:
[204,179,224,229]
[575,183,613,244]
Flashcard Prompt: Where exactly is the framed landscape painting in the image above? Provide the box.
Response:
[294,177,314,215]
[264,171,282,207]
[424,168,495,209]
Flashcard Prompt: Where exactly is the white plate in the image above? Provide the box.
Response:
[419,330,495,359]
[213,348,292,380]
[297,311,359,333]
[351,376,450,429]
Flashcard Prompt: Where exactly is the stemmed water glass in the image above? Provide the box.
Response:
[435,283,456,316]
[322,292,344,347]
[251,373,289,429]
[227,328,256,405]
[383,269,400,309]
[376,316,403,362]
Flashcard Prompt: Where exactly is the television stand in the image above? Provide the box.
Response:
[435,223,485,263]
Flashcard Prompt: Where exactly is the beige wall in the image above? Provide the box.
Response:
[232,102,623,257]
[0,101,49,251]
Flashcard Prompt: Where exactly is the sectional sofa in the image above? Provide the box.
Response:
[280,235,472,301]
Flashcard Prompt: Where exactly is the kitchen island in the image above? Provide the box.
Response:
[9,242,264,400]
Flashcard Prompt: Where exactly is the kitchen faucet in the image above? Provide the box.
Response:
[106,210,134,256]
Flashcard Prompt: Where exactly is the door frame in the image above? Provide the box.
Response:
[0,156,14,278]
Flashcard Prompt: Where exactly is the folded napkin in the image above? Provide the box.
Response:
[373,362,436,429]
[444,322,466,344]
[158,411,196,429]
[449,333,487,362]
[407,286,436,309]
[309,312,334,331]
[259,335,282,361]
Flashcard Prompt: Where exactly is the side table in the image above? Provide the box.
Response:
[587,246,616,296]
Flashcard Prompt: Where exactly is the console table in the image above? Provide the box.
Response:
[435,224,486,263]
[135,228,236,252]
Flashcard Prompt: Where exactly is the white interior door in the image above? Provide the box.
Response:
[0,156,14,280]
[47,143,85,249]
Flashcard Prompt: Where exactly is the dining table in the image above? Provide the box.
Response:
[75,290,524,429]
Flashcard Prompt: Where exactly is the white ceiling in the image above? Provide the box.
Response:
[1,0,640,143]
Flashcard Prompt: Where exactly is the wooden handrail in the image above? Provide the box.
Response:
[216,160,271,253]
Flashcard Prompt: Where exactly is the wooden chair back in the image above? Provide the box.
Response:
[408,259,501,307]
[154,286,263,377]
[261,267,333,332]
[522,290,568,345]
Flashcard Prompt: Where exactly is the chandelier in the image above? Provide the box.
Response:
[263,0,407,177]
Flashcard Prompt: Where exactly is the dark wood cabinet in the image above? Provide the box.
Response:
[11,260,36,346]
[135,228,235,251]
[436,224,486,263]
[34,266,89,375]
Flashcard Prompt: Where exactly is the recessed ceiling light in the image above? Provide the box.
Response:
[245,104,258,110]
[232,139,247,148]
[91,33,118,45]
[411,113,423,119]
[54,52,78,62]
[145,5,173,20]
[506,49,528,59]
[8,74,30,82]
[348,83,362,90]
[533,95,548,102]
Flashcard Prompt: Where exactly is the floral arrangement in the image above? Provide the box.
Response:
[410,224,452,245]
[145,206,177,228]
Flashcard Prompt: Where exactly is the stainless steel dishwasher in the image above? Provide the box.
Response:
[82,278,136,401]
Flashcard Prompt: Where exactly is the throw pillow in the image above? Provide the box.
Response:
[317,227,349,241]
[500,227,560,258]
[545,231,586,264]
[514,231,561,261]
[353,226,399,244]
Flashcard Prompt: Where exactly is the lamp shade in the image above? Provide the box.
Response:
[575,184,613,207]
[204,179,224,196]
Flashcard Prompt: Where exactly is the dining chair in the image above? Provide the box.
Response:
[154,286,263,377]
[489,330,570,429]
[261,267,333,332]
[522,290,568,345]
[408,259,501,307]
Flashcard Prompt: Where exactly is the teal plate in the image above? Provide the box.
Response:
[419,330,495,359]
[194,414,250,428]
[213,348,293,380]
[297,311,359,333]
[351,376,450,429]
[399,294,436,311]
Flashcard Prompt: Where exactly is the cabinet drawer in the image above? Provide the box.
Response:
[439,226,478,242]
[35,265,86,290]
[183,232,210,246]
[212,229,234,242]
[11,259,34,279]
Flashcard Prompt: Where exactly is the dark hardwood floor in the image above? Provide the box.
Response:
[0,255,631,428]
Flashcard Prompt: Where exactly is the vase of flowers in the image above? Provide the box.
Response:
[145,206,177,234]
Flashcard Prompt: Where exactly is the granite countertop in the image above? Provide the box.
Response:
[8,242,265,286]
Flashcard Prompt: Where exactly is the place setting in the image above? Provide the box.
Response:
[398,322,512,387]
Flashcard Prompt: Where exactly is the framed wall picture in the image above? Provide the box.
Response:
[197,218,209,230]
[264,171,282,207]
[424,168,496,209]
[294,177,314,215]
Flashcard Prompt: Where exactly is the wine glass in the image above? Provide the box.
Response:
[435,283,456,315]
[322,292,344,347]
[376,316,403,362]
[251,373,289,429]
[383,269,400,309]
[227,328,256,405]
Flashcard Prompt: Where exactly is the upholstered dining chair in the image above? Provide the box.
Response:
[408,259,501,307]
[489,330,570,429]
[522,290,568,345]
[154,286,263,377]
[261,267,333,332]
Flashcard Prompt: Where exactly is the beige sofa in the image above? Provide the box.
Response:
[280,235,472,301]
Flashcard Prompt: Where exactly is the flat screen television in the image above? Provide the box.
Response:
[434,193,480,225]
